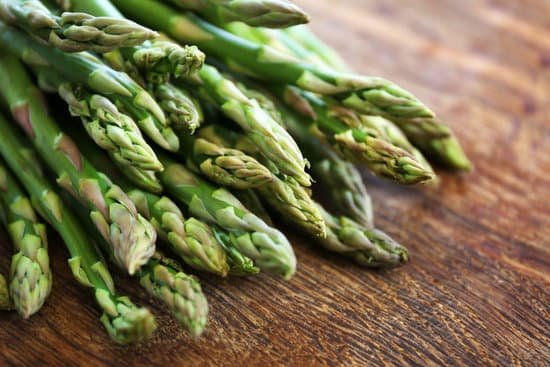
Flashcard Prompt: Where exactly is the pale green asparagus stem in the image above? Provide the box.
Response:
[0,0,157,53]
[0,112,156,344]
[0,163,52,318]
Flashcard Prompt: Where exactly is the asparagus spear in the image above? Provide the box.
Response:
[282,86,435,185]
[0,0,157,53]
[0,112,156,344]
[164,0,309,28]
[158,155,296,279]
[138,251,208,337]
[0,162,52,318]
[112,0,434,122]
[0,23,179,152]
[179,129,274,190]
[195,64,310,187]
[0,272,10,310]
[318,205,409,268]
[0,53,156,275]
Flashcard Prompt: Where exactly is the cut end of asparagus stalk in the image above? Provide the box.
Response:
[96,289,157,344]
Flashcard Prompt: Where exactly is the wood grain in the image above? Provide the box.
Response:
[1,0,549,365]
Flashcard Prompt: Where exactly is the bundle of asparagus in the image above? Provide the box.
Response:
[0,0,470,344]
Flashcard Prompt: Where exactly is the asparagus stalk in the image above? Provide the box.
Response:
[158,155,296,279]
[0,23,179,152]
[112,0,435,122]
[0,272,10,310]
[282,86,435,185]
[0,112,156,344]
[179,129,274,190]
[0,53,156,275]
[0,162,52,318]
[165,0,309,28]
[0,0,157,53]
[66,127,231,276]
[318,205,409,268]
[195,64,310,187]
[138,251,208,337]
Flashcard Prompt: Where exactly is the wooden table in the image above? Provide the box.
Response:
[1,0,549,365]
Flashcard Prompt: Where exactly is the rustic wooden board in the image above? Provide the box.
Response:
[1,0,549,365]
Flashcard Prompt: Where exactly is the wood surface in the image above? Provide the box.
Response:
[1,0,549,365]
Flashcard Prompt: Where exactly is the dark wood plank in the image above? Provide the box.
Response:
[1,0,549,365]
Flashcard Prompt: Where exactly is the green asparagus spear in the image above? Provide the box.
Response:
[282,86,435,185]
[0,0,157,53]
[158,155,296,279]
[112,0,434,121]
[0,53,156,275]
[138,251,208,337]
[0,163,52,318]
[0,112,156,344]
[318,205,409,268]
[164,0,309,28]
[0,23,179,152]
[179,129,274,190]
[195,64,310,187]
[0,272,10,310]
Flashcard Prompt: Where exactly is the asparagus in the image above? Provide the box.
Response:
[128,190,230,276]
[164,0,309,28]
[151,83,203,132]
[0,162,52,318]
[138,251,208,337]
[112,0,435,122]
[0,53,156,275]
[158,155,296,279]
[196,64,310,187]
[105,40,205,85]
[0,0,157,53]
[213,226,259,276]
[281,26,471,170]
[318,205,409,268]
[282,86,435,185]
[0,23,179,152]
[192,123,325,235]
[0,272,10,310]
[0,112,156,344]
[67,127,231,276]
[179,129,274,190]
